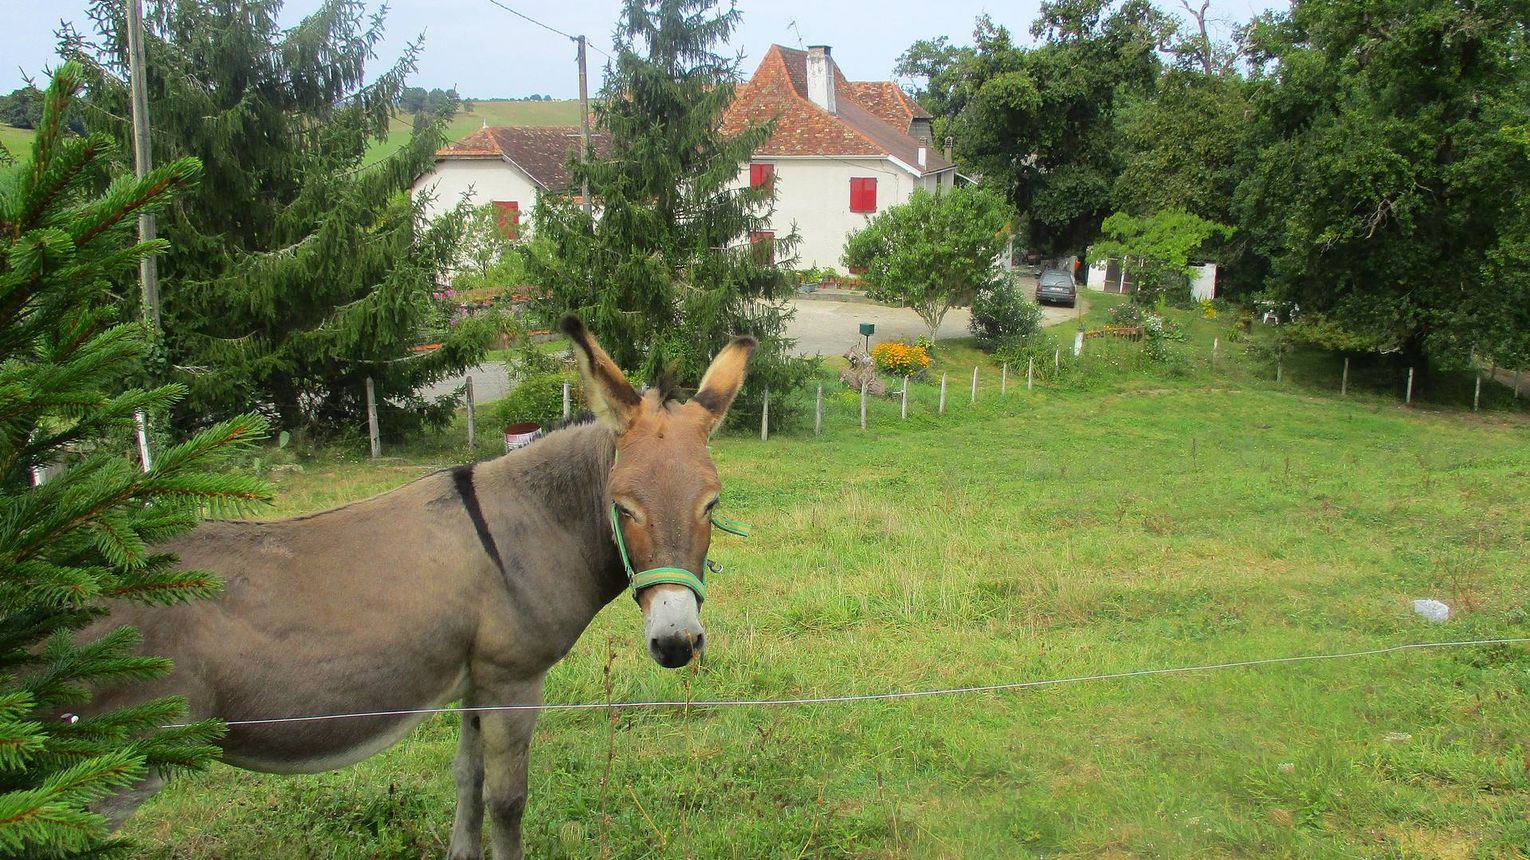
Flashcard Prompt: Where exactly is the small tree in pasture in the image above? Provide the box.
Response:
[844,186,1014,342]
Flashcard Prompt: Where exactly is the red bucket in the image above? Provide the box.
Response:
[503,421,542,452]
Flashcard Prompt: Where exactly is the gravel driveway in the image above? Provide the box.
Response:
[424,285,1087,401]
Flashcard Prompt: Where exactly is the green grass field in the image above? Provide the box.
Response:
[365,100,583,166]
[120,306,1530,858]
[0,123,35,156]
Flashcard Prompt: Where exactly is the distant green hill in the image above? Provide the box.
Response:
[365,99,583,166]
[5,101,581,168]
[0,124,35,156]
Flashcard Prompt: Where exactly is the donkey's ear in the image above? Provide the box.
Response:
[690,336,757,435]
[560,315,641,434]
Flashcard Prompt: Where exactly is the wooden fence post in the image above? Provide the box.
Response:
[1001,363,1008,394]
[1405,366,1414,405]
[365,376,381,459]
[1473,373,1481,412]
[939,373,948,415]
[901,375,909,420]
[814,383,823,435]
[1211,337,1218,372]
[1276,357,1283,384]
[760,385,770,442]
[562,381,571,419]
[1341,357,1349,397]
[859,380,868,431]
[1054,348,1060,373]
[1027,357,1033,391]
[970,366,978,404]
[465,375,476,450]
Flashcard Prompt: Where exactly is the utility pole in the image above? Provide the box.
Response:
[127,0,159,473]
[577,35,592,220]
[126,0,160,331]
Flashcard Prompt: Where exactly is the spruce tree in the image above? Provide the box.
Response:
[61,0,492,436]
[0,65,271,857]
[526,0,813,428]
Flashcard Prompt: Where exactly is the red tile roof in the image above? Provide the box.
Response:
[435,126,611,192]
[721,45,951,174]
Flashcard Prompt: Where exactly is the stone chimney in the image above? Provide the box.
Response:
[944,136,954,161]
[806,45,837,114]
[917,137,928,170]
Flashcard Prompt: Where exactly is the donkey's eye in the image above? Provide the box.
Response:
[704,497,720,513]
[615,503,635,519]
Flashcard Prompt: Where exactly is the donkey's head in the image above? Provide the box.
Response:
[561,316,755,669]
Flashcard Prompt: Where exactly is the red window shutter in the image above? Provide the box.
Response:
[492,201,519,239]
[749,163,775,189]
[850,178,877,213]
[748,230,775,265]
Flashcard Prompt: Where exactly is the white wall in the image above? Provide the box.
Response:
[1190,263,1218,300]
[412,158,541,232]
[740,157,954,270]
[1086,260,1108,292]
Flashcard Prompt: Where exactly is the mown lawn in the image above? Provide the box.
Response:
[123,311,1529,858]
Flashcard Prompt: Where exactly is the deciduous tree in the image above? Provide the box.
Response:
[844,186,1014,341]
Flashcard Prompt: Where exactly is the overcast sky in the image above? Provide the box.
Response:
[4,0,1269,98]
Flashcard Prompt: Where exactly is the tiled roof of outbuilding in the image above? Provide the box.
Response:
[435,126,611,192]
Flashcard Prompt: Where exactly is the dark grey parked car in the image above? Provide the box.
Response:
[1035,268,1077,307]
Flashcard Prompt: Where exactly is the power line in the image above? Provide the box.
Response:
[483,0,576,41]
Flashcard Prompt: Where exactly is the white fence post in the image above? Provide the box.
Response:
[970,366,978,404]
[901,375,909,420]
[859,380,868,431]
[133,410,152,472]
[939,373,947,415]
[761,385,770,442]
[1001,363,1008,395]
[1211,337,1218,371]
[1473,373,1481,412]
[1027,357,1033,391]
[1405,366,1414,405]
[1054,348,1060,373]
[465,375,476,450]
[365,376,381,459]
[1073,329,1084,357]
[562,381,571,419]
[1341,357,1349,397]
[814,383,823,435]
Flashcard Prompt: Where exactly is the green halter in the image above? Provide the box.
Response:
[607,449,749,604]
[609,504,749,604]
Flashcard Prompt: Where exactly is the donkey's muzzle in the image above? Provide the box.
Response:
[649,630,703,668]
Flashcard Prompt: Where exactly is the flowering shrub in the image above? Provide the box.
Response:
[871,342,931,377]
[1199,298,1217,319]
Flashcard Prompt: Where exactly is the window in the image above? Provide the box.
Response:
[749,162,775,189]
[849,177,877,213]
[748,231,775,265]
[492,200,519,239]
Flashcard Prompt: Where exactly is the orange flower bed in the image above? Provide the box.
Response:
[871,342,931,377]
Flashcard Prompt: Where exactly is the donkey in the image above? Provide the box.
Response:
[83,316,755,858]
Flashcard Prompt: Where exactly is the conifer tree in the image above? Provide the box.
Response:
[61,0,492,436]
[526,0,814,428]
[0,65,271,857]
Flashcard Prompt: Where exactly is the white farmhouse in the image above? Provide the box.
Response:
[410,126,608,237]
[720,45,959,269]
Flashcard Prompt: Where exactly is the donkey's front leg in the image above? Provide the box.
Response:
[482,681,543,859]
[446,708,486,860]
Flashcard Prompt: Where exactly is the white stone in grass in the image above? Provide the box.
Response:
[1412,598,1450,623]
